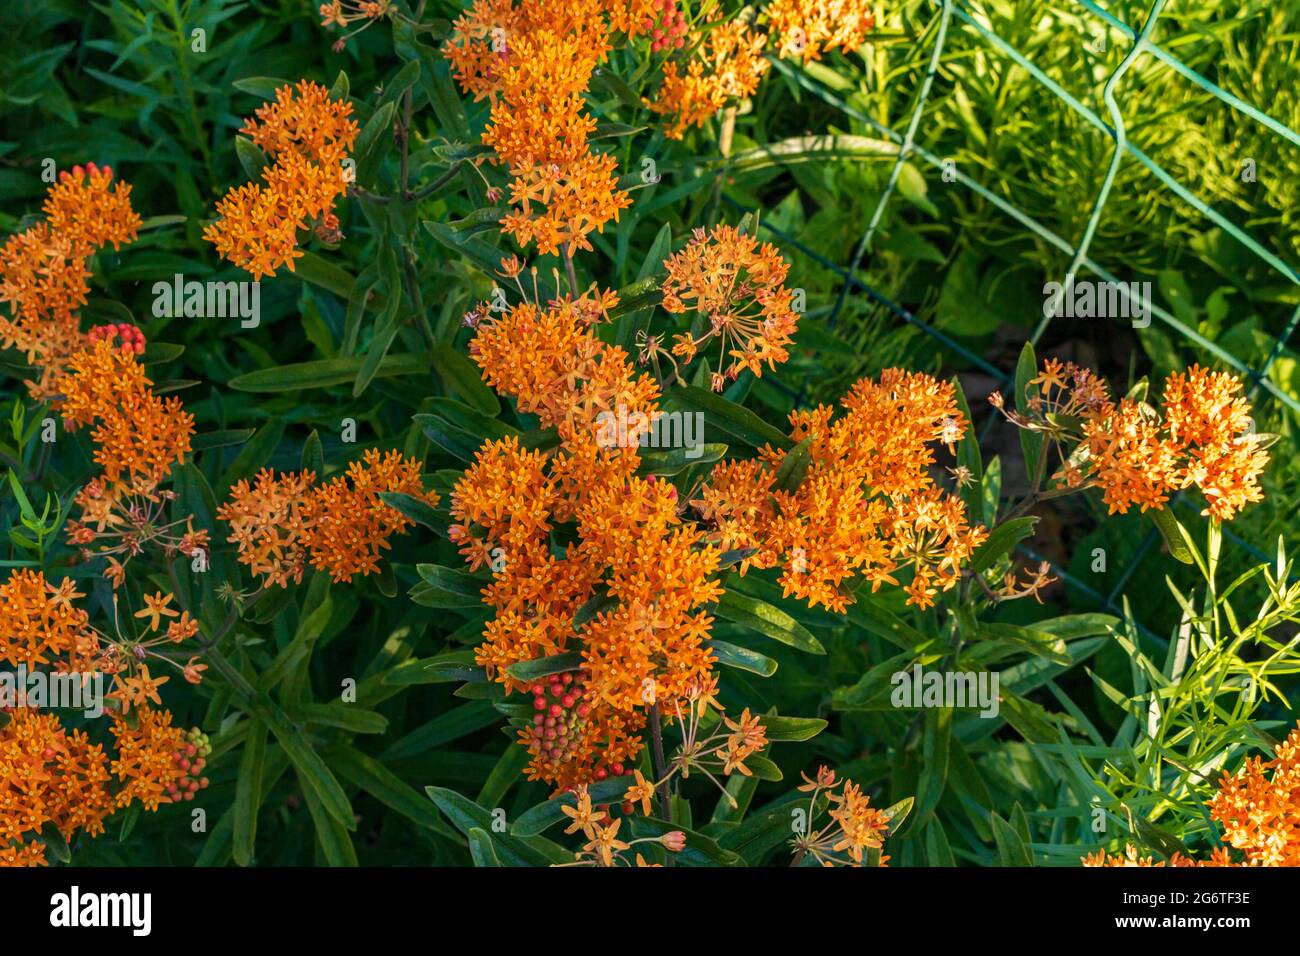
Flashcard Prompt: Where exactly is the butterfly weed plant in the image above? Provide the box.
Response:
[0,0,1297,870]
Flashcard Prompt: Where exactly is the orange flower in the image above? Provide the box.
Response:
[469,291,660,446]
[0,709,113,850]
[108,707,188,812]
[318,1,394,49]
[0,569,92,669]
[0,165,142,400]
[766,0,875,64]
[661,224,799,389]
[584,817,632,867]
[560,784,608,837]
[790,766,892,867]
[0,707,197,863]
[827,780,890,864]
[1001,359,1268,522]
[218,451,434,587]
[217,469,318,588]
[446,0,649,102]
[624,769,656,815]
[1210,721,1300,866]
[302,449,436,583]
[649,18,770,138]
[205,80,357,278]
[1083,399,1180,514]
[452,2,632,254]
[42,163,142,254]
[721,708,769,776]
[1162,366,1268,520]
[449,436,557,571]
[241,79,359,167]
[696,370,985,611]
[57,340,194,486]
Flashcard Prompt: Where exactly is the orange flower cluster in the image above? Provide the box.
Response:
[649,17,770,139]
[318,0,392,50]
[558,784,686,866]
[453,280,728,787]
[1209,721,1300,866]
[0,570,202,717]
[0,569,90,670]
[452,438,720,786]
[0,706,189,866]
[218,449,436,586]
[765,0,876,63]
[1085,722,1300,867]
[448,0,637,254]
[661,224,799,390]
[59,340,193,487]
[205,80,357,279]
[697,370,986,611]
[57,340,205,586]
[996,359,1268,521]
[446,0,653,101]
[469,288,658,448]
[792,766,892,866]
[0,164,141,398]
[630,683,772,802]
[0,566,200,866]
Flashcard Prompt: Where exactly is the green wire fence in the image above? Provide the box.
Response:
[732,0,1300,644]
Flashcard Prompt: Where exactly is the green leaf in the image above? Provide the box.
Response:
[506,652,584,682]
[844,590,935,652]
[228,354,427,392]
[467,827,502,866]
[627,816,745,866]
[301,429,325,475]
[714,590,824,654]
[968,516,1038,574]
[232,719,268,867]
[331,746,454,835]
[424,219,507,279]
[234,136,268,180]
[430,345,499,415]
[191,428,255,452]
[476,744,530,809]
[355,101,397,183]
[772,437,812,493]
[1014,342,1045,487]
[413,563,486,608]
[757,715,827,741]
[1148,507,1195,565]
[636,443,728,476]
[382,651,486,686]
[510,778,632,837]
[295,252,371,302]
[429,787,570,865]
[378,59,422,107]
[708,639,777,677]
[663,385,791,450]
[232,76,294,99]
[379,491,443,531]
[300,779,358,867]
[289,703,389,734]
[260,699,355,832]
[990,809,1034,866]
[385,701,501,760]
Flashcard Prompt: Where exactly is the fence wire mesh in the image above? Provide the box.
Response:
[733,0,1300,643]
